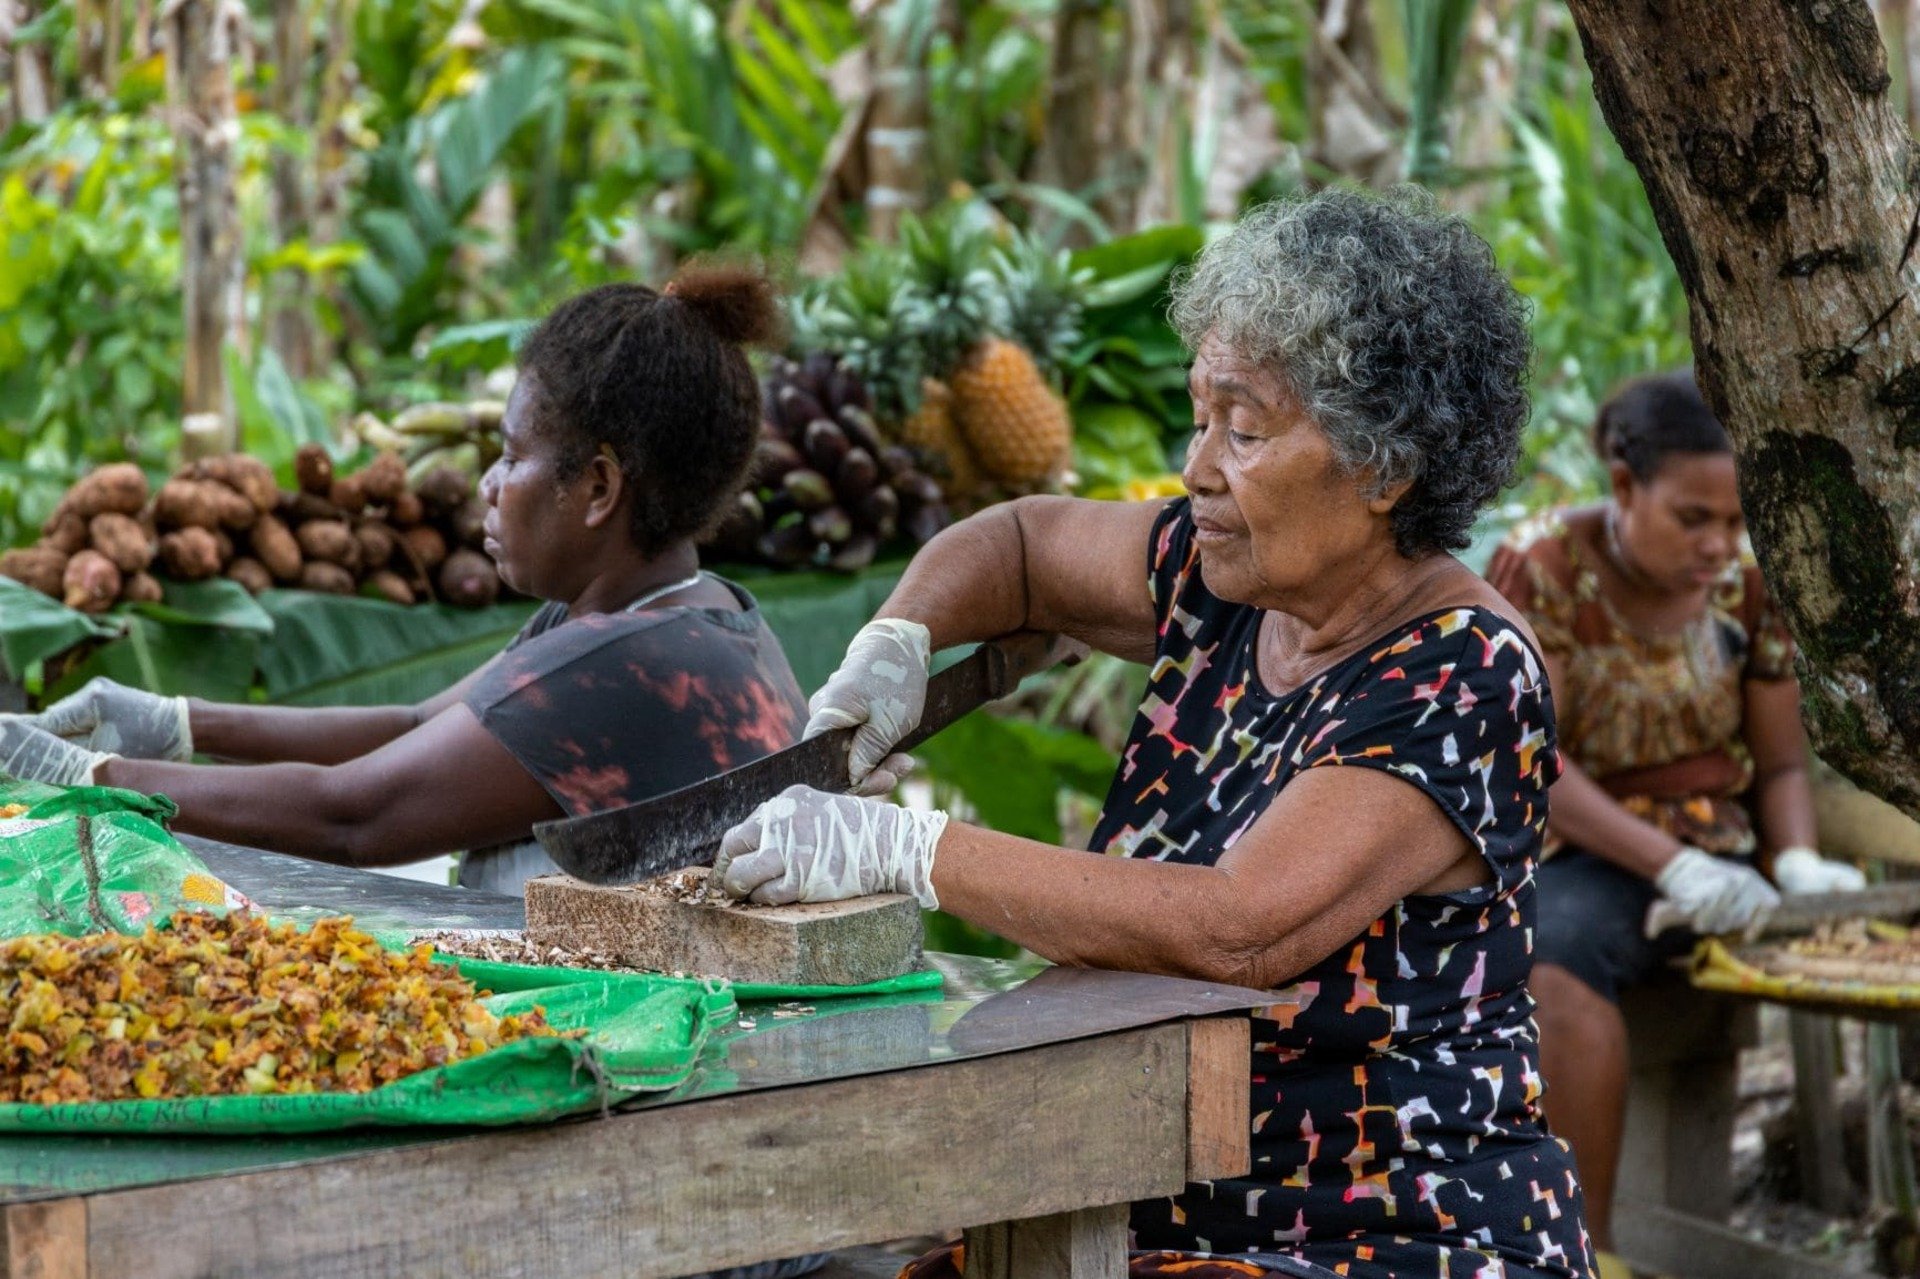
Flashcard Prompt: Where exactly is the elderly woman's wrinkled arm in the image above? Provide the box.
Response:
[97,704,562,867]
[878,495,1168,663]
[931,763,1486,989]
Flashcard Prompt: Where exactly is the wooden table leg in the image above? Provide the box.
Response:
[962,1202,1129,1279]
[1788,1011,1854,1214]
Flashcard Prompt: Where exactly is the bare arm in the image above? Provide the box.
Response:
[931,764,1483,988]
[1743,675,1818,868]
[99,700,560,866]
[880,496,1170,662]
[187,659,498,766]
[1536,650,1682,880]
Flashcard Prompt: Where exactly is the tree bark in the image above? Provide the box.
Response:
[267,0,318,379]
[165,0,244,457]
[1565,0,1920,813]
[863,2,931,243]
[1032,0,1105,244]
[3,0,54,124]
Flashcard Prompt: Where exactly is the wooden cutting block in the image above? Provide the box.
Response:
[522,871,924,987]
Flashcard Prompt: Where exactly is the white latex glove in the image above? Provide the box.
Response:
[847,752,917,798]
[1771,847,1868,895]
[712,784,948,908]
[805,618,932,784]
[24,677,191,761]
[0,718,116,787]
[1654,847,1781,935]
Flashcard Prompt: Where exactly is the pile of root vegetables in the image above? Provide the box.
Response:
[0,447,501,613]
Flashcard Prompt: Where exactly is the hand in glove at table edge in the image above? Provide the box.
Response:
[804,618,931,785]
[1770,846,1869,895]
[20,677,192,761]
[0,717,117,788]
[712,785,947,908]
[1654,846,1781,935]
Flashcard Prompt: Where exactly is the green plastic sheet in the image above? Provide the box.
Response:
[0,963,737,1135]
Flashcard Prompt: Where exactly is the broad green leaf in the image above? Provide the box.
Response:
[915,711,1118,845]
[255,591,543,706]
[0,578,121,682]
[424,319,536,372]
[1070,225,1204,284]
[252,349,332,449]
[132,578,275,635]
[45,616,261,704]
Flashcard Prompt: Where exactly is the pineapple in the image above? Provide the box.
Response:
[899,377,982,500]
[948,338,1073,483]
[899,214,1073,484]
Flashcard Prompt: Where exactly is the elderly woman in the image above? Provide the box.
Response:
[0,271,809,897]
[715,191,1594,1279]
[1484,371,1861,1264]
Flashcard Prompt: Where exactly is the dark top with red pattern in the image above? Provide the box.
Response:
[1102,501,1595,1279]
[457,575,807,895]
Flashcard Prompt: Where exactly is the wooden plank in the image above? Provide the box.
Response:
[2,1199,86,1279]
[962,1203,1127,1279]
[817,1248,911,1279]
[1614,1202,1860,1279]
[1184,1016,1250,1182]
[1787,1012,1854,1214]
[81,1025,1190,1279]
[1618,980,1754,1217]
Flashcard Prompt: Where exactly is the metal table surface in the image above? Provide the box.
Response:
[0,838,1269,1205]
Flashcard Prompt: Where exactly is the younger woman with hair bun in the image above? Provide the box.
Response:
[0,267,813,896]
[1485,368,1863,1266]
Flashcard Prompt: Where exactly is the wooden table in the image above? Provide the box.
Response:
[0,844,1262,1279]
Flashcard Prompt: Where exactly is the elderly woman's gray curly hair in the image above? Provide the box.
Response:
[1169,187,1532,558]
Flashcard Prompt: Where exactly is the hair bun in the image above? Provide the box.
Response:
[665,264,783,348]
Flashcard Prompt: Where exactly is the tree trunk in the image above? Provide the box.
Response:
[267,0,317,379]
[863,1,932,243]
[165,0,243,457]
[1304,0,1400,186]
[1565,0,1920,813]
[3,0,54,124]
[1032,0,1105,245]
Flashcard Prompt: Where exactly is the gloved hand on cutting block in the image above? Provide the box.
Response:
[1770,845,1868,895]
[0,716,116,787]
[1654,847,1780,935]
[806,617,931,790]
[14,677,192,761]
[713,784,946,908]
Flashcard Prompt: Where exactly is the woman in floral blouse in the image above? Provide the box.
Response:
[1485,369,1862,1266]
[716,190,1594,1279]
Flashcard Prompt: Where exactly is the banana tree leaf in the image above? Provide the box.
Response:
[0,578,120,682]
[45,616,261,705]
[1070,224,1205,285]
[255,592,541,707]
[131,578,275,634]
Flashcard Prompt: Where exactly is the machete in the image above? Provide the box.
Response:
[533,630,1082,885]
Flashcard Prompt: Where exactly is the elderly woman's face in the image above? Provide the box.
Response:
[1182,333,1390,607]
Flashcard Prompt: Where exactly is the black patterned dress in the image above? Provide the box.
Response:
[1105,501,1591,1279]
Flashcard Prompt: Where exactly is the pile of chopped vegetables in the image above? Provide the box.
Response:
[0,804,28,819]
[0,911,561,1104]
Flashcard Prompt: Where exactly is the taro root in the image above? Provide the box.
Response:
[280,491,344,524]
[248,514,303,583]
[67,463,149,519]
[154,479,245,531]
[0,546,68,598]
[358,451,407,505]
[227,455,279,513]
[413,465,473,518]
[328,474,368,516]
[157,527,222,581]
[121,571,164,604]
[41,507,90,555]
[437,548,500,609]
[210,528,235,565]
[63,549,122,613]
[295,444,334,497]
[295,519,358,569]
[88,513,154,574]
[225,557,273,595]
[298,562,356,595]
[400,525,447,571]
[387,489,425,527]
[364,569,416,606]
[354,522,397,571]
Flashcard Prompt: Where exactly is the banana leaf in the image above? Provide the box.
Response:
[0,577,120,682]
[255,591,541,707]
